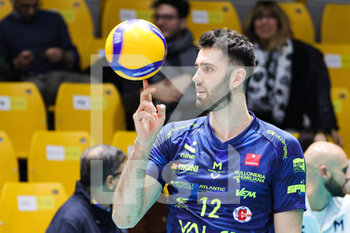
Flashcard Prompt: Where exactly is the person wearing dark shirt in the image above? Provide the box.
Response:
[0,0,79,77]
[46,144,127,233]
[0,0,87,106]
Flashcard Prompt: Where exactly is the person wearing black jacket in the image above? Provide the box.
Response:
[243,1,342,146]
[46,144,127,233]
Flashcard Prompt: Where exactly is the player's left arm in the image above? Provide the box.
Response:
[274,209,303,233]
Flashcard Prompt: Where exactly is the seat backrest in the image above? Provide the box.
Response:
[187,1,241,44]
[80,37,106,70]
[0,0,12,21]
[41,0,95,58]
[101,0,152,38]
[321,4,350,44]
[55,83,126,144]
[0,182,67,233]
[313,43,350,90]
[27,130,90,195]
[331,87,350,157]
[111,131,137,156]
[0,82,47,158]
[279,2,315,43]
[0,131,18,193]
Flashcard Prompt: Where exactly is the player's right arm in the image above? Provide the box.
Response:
[112,80,166,228]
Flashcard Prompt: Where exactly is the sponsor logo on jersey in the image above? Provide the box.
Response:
[287,181,305,195]
[170,181,194,190]
[171,163,199,173]
[208,161,225,179]
[267,130,288,160]
[178,220,207,233]
[166,123,197,138]
[236,188,256,199]
[244,153,261,167]
[233,171,266,184]
[213,161,222,170]
[180,153,195,159]
[184,142,197,154]
[293,158,305,173]
[233,206,252,223]
[175,197,189,210]
[210,173,221,179]
[198,184,226,192]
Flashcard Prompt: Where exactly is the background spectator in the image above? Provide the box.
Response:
[242,1,342,146]
[0,0,89,106]
[46,144,127,233]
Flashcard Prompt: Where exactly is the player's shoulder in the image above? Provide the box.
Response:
[255,118,301,153]
[160,116,207,139]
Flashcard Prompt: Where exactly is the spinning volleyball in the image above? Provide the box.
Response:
[105,19,167,80]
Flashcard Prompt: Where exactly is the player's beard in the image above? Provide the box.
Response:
[196,70,232,112]
[325,175,346,197]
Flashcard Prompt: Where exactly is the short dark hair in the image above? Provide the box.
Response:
[152,0,190,18]
[80,144,126,186]
[198,29,256,77]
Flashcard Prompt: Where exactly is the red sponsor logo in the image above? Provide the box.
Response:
[171,163,179,170]
[233,206,252,223]
[244,153,261,167]
[238,209,251,220]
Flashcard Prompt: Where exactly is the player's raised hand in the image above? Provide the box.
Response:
[133,80,166,145]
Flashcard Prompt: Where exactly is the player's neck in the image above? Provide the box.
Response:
[209,103,252,142]
[307,184,331,211]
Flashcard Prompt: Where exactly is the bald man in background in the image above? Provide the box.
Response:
[303,141,350,233]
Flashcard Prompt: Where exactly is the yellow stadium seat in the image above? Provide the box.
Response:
[0,131,18,192]
[0,0,12,21]
[41,0,95,62]
[80,37,106,71]
[187,1,241,44]
[101,0,152,38]
[111,131,137,156]
[0,82,47,159]
[313,43,350,89]
[55,83,126,144]
[27,130,90,196]
[321,4,350,44]
[331,87,350,157]
[0,182,67,233]
[279,2,315,43]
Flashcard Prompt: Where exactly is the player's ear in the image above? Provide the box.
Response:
[105,174,116,190]
[319,165,330,179]
[179,17,187,30]
[232,67,246,89]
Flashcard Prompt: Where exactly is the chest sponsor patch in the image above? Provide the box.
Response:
[244,153,261,167]
[233,206,252,223]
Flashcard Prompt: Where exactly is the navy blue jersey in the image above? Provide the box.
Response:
[146,113,306,233]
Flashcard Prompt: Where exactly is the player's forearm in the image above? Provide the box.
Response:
[113,138,153,228]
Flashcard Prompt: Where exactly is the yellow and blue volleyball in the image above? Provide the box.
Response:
[105,19,167,80]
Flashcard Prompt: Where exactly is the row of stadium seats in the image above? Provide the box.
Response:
[0,82,126,159]
[2,0,350,69]
[0,130,169,233]
[0,81,349,158]
[0,130,136,195]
